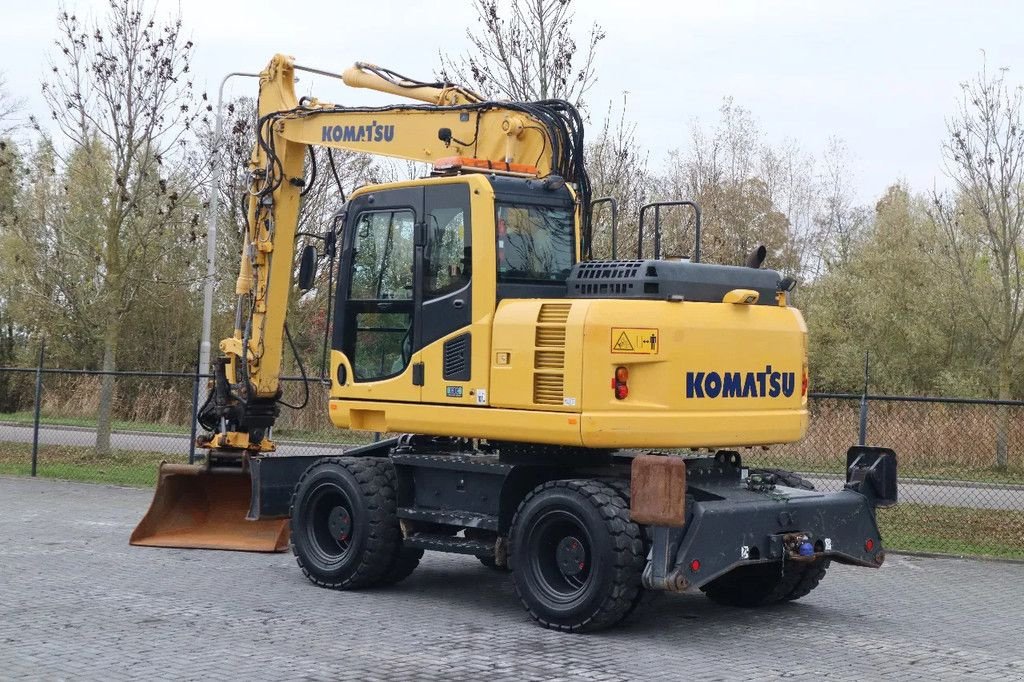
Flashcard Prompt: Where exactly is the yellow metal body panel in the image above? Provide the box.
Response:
[489,301,585,412]
[329,292,809,450]
[576,300,807,448]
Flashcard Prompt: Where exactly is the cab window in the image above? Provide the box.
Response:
[496,203,574,281]
[350,210,415,300]
[425,204,469,297]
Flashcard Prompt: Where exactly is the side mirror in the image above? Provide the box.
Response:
[297,244,317,291]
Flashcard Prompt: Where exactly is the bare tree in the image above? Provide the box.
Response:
[439,0,604,108]
[812,138,869,275]
[660,99,809,273]
[931,59,1024,469]
[583,94,650,258]
[0,73,23,137]
[38,0,208,454]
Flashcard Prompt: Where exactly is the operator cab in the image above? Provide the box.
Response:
[330,173,576,406]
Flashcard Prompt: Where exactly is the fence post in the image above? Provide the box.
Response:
[31,339,45,477]
[858,351,870,446]
[188,342,201,465]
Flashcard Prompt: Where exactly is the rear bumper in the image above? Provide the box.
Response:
[644,487,886,592]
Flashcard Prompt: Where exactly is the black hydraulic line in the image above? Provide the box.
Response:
[299,145,317,197]
[327,149,347,202]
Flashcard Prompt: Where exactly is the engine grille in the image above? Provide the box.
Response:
[532,304,569,405]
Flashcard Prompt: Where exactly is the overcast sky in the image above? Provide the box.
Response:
[3,0,1023,203]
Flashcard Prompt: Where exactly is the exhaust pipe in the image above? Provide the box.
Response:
[745,245,767,269]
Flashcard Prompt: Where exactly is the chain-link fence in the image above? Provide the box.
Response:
[1,359,1022,560]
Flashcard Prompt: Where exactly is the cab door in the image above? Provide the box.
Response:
[417,183,476,404]
[334,186,424,403]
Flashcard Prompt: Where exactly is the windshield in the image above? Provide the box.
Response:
[496,202,575,282]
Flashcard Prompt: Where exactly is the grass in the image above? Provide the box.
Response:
[879,503,1024,560]
[0,443,179,487]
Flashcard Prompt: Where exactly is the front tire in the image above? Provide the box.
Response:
[509,479,645,632]
[289,457,408,589]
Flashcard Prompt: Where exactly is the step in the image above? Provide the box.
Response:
[397,507,499,531]
[405,532,494,556]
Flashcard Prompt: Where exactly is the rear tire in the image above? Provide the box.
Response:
[380,546,424,585]
[289,457,407,589]
[509,479,645,632]
[701,558,830,607]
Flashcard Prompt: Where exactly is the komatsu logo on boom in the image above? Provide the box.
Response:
[322,122,395,143]
[686,366,796,399]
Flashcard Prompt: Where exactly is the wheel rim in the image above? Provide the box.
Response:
[303,480,356,567]
[525,509,594,605]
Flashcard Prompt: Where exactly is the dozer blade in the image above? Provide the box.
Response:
[130,462,289,552]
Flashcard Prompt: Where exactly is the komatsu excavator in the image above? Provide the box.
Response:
[131,54,898,631]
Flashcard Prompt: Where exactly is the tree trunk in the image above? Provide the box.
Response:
[95,322,119,456]
[995,341,1011,471]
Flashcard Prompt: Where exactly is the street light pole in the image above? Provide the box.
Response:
[200,71,260,378]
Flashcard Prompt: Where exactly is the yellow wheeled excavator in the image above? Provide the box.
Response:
[131,54,897,632]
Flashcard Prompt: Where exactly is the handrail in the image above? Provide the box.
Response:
[637,200,702,262]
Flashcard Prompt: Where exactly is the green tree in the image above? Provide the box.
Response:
[804,185,988,394]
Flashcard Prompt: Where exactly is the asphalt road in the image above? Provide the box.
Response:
[2,422,1020,510]
[1,475,1022,680]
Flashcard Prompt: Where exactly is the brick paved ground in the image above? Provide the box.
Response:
[1,476,1022,681]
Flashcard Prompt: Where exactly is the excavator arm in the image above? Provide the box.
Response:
[204,54,587,451]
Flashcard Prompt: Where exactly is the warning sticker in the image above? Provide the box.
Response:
[611,328,659,355]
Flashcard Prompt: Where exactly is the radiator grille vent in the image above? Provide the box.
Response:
[533,373,565,405]
[537,303,571,324]
[535,327,567,347]
[442,333,471,381]
[532,303,569,406]
[534,350,565,369]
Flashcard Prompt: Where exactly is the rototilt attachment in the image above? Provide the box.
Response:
[129,462,290,552]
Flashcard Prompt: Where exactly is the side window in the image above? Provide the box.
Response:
[349,210,415,300]
[424,185,471,298]
[425,207,468,296]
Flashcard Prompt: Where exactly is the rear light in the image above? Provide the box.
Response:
[865,538,875,552]
[613,366,629,400]
[689,559,701,572]
[801,366,808,396]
